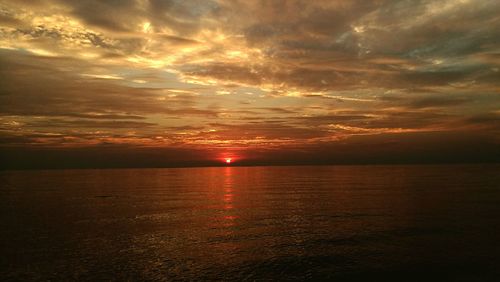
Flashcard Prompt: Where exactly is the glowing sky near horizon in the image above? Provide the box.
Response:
[0,0,499,165]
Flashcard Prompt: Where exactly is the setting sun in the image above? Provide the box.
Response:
[225,158,232,164]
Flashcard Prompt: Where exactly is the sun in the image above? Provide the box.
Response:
[225,158,232,164]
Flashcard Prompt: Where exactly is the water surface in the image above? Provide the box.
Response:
[1,165,500,281]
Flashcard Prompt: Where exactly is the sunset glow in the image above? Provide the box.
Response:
[225,158,232,164]
[0,0,499,169]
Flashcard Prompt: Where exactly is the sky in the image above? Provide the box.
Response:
[0,0,499,168]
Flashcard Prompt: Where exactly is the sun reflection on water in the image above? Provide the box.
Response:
[222,167,238,224]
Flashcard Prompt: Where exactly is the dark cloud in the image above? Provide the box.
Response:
[56,0,141,33]
[0,12,23,27]
[159,34,201,46]
[380,94,474,109]
[23,118,157,129]
[2,130,499,169]
[0,50,217,119]
[463,112,500,132]
[255,107,296,114]
[148,0,217,35]
[205,122,329,141]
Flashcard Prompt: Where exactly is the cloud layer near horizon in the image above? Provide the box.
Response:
[1,0,499,166]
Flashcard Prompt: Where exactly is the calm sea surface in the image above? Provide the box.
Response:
[1,165,500,281]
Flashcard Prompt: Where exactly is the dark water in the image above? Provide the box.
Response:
[1,165,500,281]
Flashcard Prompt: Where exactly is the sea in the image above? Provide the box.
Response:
[1,164,499,281]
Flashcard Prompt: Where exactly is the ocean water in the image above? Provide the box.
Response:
[1,165,500,281]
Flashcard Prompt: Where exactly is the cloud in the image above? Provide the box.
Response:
[0,50,218,118]
[0,0,499,166]
[2,130,499,169]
